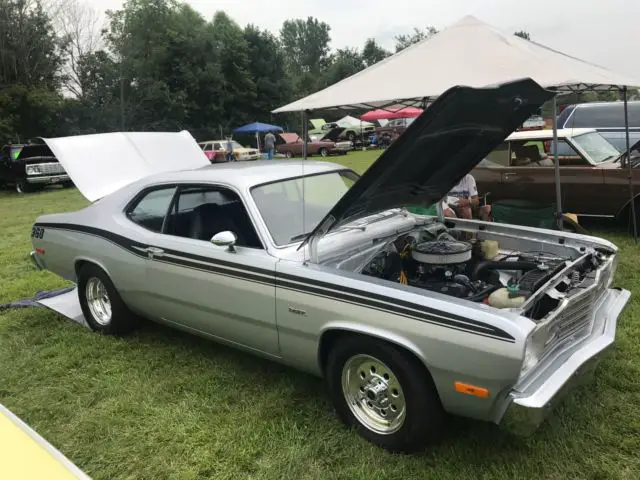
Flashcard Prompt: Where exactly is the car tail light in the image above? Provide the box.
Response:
[543,140,551,153]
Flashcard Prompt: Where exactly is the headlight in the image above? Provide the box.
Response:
[26,165,41,175]
[520,328,548,377]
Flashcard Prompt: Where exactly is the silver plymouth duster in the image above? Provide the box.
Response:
[30,79,630,452]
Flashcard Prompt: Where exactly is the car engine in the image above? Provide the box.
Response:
[361,230,580,306]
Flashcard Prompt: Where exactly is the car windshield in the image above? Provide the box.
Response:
[251,170,359,245]
[572,132,620,163]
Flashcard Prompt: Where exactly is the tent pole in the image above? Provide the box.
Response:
[552,95,563,230]
[623,87,638,242]
[302,111,308,159]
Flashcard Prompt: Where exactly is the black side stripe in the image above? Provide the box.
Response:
[35,222,515,342]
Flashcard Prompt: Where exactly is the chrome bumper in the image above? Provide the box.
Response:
[29,251,44,270]
[27,174,70,184]
[499,287,630,435]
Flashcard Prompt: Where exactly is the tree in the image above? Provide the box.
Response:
[55,0,102,98]
[514,30,531,40]
[0,0,66,140]
[244,24,291,121]
[103,0,225,132]
[280,17,331,96]
[394,26,438,52]
[362,38,389,67]
[322,48,365,87]
[211,11,256,128]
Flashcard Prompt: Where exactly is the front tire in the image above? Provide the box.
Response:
[15,181,32,194]
[78,264,138,335]
[319,147,328,157]
[284,151,293,159]
[326,335,445,453]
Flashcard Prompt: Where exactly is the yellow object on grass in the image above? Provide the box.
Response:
[0,403,89,479]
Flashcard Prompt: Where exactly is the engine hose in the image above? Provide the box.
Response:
[471,260,538,281]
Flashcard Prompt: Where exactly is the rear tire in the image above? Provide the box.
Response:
[77,264,138,335]
[326,335,445,453]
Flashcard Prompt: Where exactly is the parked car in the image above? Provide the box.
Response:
[473,128,640,221]
[198,140,260,162]
[276,132,348,158]
[309,118,375,144]
[518,114,546,131]
[0,143,71,193]
[30,79,629,453]
[557,101,640,152]
[374,117,416,143]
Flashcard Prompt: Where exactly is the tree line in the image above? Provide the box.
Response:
[0,0,632,143]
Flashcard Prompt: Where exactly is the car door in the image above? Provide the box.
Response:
[472,141,508,203]
[500,139,602,214]
[126,184,279,356]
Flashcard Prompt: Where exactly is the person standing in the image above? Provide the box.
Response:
[264,131,276,160]
[225,136,235,162]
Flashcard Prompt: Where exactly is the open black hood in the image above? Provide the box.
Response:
[320,127,346,142]
[301,78,554,250]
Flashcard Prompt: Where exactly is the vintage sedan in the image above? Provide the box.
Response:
[31,79,629,452]
[275,132,348,158]
[198,139,260,162]
[473,128,640,221]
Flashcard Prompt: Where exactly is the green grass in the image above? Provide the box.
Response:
[1,154,640,479]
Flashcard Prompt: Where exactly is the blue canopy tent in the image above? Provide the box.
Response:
[233,122,283,134]
[233,122,283,152]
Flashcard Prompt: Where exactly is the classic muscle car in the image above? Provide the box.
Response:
[473,128,640,221]
[198,140,260,162]
[30,79,629,453]
[275,133,348,158]
[1,143,72,193]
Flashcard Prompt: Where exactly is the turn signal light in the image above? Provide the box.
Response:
[454,382,489,398]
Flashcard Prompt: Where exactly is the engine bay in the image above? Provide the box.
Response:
[360,224,607,311]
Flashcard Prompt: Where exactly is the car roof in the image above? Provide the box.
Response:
[506,128,596,141]
[570,100,640,109]
[139,160,348,190]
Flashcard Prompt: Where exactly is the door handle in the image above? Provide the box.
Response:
[143,246,165,258]
[503,172,518,180]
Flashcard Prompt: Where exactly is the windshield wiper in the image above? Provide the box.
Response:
[290,232,312,242]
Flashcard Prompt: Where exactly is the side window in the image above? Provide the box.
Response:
[572,104,624,128]
[509,140,585,167]
[484,142,510,166]
[203,143,212,152]
[165,185,262,249]
[127,187,176,232]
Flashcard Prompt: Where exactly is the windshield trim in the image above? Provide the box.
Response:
[250,168,360,249]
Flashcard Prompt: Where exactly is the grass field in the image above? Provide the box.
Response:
[1,150,639,479]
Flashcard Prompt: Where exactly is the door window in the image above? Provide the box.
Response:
[127,187,177,232]
[165,185,263,248]
[509,140,585,167]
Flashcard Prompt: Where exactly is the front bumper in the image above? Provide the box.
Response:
[26,174,70,184]
[499,287,630,435]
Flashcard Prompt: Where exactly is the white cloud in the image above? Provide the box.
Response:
[81,0,640,80]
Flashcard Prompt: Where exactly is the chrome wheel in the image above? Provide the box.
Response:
[319,148,328,157]
[85,277,112,325]
[341,354,406,434]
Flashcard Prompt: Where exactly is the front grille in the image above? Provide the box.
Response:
[543,259,612,352]
[28,162,66,175]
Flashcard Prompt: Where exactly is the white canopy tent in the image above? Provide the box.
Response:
[274,15,640,113]
[274,15,640,238]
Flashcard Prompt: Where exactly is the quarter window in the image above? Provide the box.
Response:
[127,187,177,232]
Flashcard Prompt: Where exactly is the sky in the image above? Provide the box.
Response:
[83,0,640,81]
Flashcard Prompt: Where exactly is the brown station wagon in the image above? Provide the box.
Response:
[472,128,640,221]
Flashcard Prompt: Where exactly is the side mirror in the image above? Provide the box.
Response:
[211,231,237,252]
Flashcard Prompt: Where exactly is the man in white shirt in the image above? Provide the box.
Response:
[441,173,491,221]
